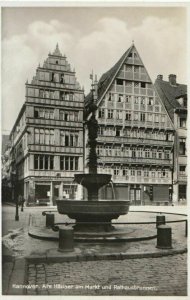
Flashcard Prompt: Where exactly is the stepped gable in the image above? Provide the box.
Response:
[155,77,187,122]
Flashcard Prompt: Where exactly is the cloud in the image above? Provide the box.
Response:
[2,16,187,132]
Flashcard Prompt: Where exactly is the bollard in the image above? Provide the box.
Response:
[156,225,172,249]
[58,225,74,252]
[46,213,54,228]
[156,215,165,228]
[185,220,188,237]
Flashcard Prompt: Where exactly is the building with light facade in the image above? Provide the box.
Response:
[85,44,175,205]
[9,45,84,205]
[155,74,187,204]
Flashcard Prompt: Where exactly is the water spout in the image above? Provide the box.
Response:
[110,180,116,200]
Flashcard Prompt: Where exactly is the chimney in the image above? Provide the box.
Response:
[157,74,163,80]
[169,74,177,86]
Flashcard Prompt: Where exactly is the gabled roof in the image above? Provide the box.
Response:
[85,44,133,109]
[154,78,187,122]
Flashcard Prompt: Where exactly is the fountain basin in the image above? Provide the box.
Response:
[56,199,130,232]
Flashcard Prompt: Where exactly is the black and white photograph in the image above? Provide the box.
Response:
[1,2,188,297]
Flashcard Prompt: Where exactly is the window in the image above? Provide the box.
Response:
[126,65,132,72]
[145,149,150,158]
[126,111,131,121]
[45,129,49,144]
[134,82,139,88]
[134,112,139,121]
[34,155,54,170]
[134,97,138,104]
[161,115,165,123]
[116,110,123,120]
[164,151,170,160]
[125,95,131,103]
[151,171,156,178]
[116,129,121,137]
[98,126,104,136]
[137,170,141,176]
[134,66,139,73]
[138,148,143,158]
[180,118,186,128]
[179,139,186,155]
[128,52,133,58]
[131,168,135,176]
[97,145,103,155]
[148,98,153,105]
[34,109,39,118]
[126,81,132,87]
[122,168,128,176]
[108,109,113,119]
[147,114,153,122]
[60,74,64,83]
[141,82,146,88]
[40,129,44,144]
[118,94,124,102]
[155,114,159,123]
[105,146,112,156]
[98,109,105,118]
[152,149,157,159]
[34,129,40,144]
[132,148,136,158]
[158,150,162,159]
[179,165,186,175]
[140,113,145,122]
[141,97,145,105]
[144,170,149,177]
[114,167,120,176]
[116,79,123,86]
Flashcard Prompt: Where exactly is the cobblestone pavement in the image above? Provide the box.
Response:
[25,253,187,296]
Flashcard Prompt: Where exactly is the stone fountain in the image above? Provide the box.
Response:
[56,102,130,233]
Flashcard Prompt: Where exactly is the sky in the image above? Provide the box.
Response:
[1,5,188,134]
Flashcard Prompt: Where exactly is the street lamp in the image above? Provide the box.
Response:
[11,170,19,221]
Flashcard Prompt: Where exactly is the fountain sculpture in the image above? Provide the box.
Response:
[56,90,130,233]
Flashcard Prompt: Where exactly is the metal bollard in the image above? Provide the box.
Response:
[58,225,74,252]
[185,220,188,237]
[46,213,55,228]
[156,225,172,249]
[156,215,165,228]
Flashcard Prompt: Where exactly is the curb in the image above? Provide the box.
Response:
[26,246,187,264]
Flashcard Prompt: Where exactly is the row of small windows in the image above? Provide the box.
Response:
[107,94,155,105]
[34,108,79,121]
[97,146,171,160]
[38,71,75,85]
[34,155,79,171]
[121,65,145,74]
[27,88,83,102]
[98,127,173,141]
[98,165,170,178]
[98,109,166,123]
[115,79,152,89]
[34,129,79,147]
